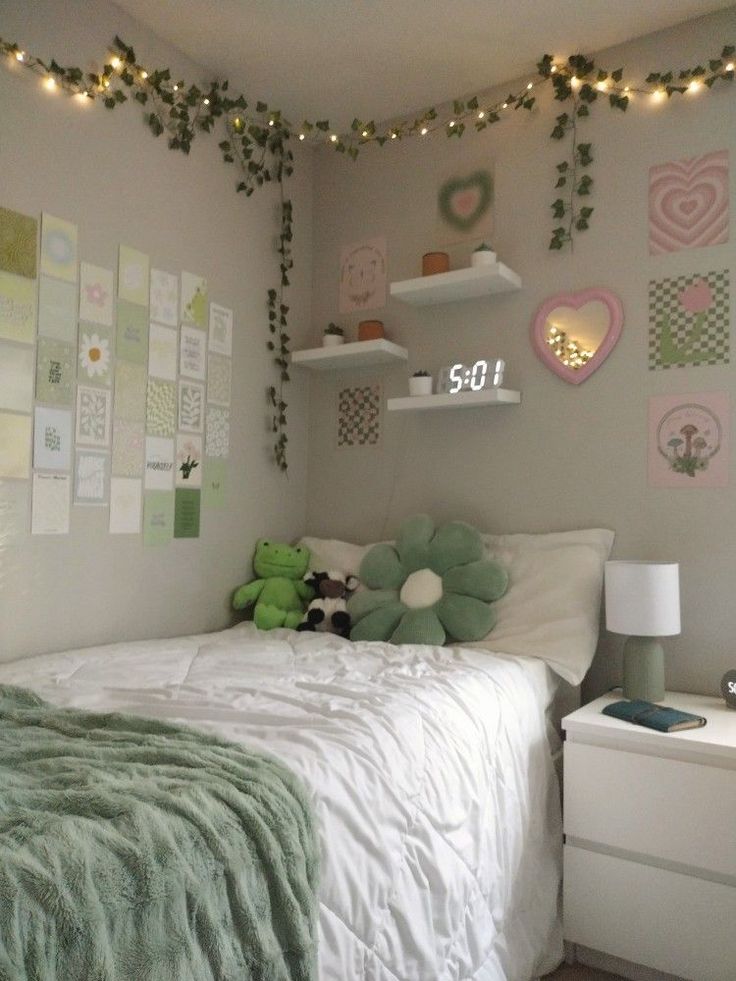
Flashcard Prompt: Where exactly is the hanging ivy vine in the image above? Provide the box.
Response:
[0,34,733,470]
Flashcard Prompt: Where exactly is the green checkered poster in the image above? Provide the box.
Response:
[648,269,730,370]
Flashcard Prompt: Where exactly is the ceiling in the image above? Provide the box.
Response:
[115,0,734,127]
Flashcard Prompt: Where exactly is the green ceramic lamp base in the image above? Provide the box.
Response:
[623,635,665,702]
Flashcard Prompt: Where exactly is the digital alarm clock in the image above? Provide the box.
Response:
[437,359,505,394]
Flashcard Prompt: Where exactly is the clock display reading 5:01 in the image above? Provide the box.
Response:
[448,359,505,393]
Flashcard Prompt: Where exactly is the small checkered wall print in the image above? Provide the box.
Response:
[337,384,381,448]
[648,270,730,371]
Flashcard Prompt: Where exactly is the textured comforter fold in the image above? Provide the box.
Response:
[0,684,319,981]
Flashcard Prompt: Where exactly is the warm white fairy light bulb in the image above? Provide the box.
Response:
[203,97,210,106]
[362,129,369,137]
[448,120,455,127]
[330,134,338,142]
[688,79,701,93]
[651,88,664,102]
[173,84,179,92]
[268,118,274,126]
[596,80,608,91]
[502,101,509,109]
[110,56,121,70]
[140,70,148,80]
[727,62,735,72]
[478,110,485,119]
[44,76,56,90]
[526,81,533,90]
[299,133,305,140]
[550,64,558,74]
[15,50,25,62]
[570,75,581,89]
[420,126,428,135]
[391,131,397,139]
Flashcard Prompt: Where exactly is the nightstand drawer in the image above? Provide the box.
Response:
[564,742,736,878]
[564,845,736,981]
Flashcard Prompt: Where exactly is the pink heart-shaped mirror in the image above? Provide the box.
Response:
[531,287,624,384]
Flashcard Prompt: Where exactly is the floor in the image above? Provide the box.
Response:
[544,966,625,981]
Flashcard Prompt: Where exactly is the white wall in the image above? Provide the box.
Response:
[307,8,736,698]
[0,0,313,660]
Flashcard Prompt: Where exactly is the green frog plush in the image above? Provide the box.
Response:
[232,540,313,630]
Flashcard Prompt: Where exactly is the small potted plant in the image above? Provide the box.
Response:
[323,323,345,347]
[471,241,497,267]
[409,370,433,396]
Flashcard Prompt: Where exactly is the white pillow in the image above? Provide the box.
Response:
[469,529,614,685]
[299,528,614,685]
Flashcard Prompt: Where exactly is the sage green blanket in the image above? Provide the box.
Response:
[0,686,319,981]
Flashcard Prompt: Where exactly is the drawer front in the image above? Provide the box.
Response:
[564,845,736,981]
[564,741,736,878]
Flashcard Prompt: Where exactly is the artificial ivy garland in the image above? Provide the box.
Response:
[1,35,733,468]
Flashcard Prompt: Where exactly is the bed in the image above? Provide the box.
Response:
[0,527,612,979]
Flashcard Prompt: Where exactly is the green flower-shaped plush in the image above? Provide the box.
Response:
[348,515,508,646]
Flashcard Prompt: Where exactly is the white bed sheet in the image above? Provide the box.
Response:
[0,624,563,980]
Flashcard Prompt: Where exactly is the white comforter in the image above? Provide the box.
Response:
[0,624,563,981]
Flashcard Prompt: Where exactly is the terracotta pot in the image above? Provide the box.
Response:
[358,320,385,341]
[422,252,450,276]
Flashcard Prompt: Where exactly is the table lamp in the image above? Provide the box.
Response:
[604,561,681,702]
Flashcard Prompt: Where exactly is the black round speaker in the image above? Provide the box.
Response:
[720,669,736,708]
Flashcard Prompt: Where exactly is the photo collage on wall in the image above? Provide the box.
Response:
[646,149,731,488]
[0,205,233,540]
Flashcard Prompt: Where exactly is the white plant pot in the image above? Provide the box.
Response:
[409,376,433,396]
[322,334,344,347]
[471,249,497,267]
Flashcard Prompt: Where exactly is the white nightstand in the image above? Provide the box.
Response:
[562,690,736,981]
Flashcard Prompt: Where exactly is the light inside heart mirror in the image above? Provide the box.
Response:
[531,288,624,384]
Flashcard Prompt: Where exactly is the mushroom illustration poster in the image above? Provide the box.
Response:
[339,237,387,314]
[31,473,70,535]
[79,263,114,326]
[648,392,729,488]
[149,269,179,326]
[180,272,208,329]
[0,207,37,279]
[0,271,37,344]
[437,165,493,243]
[337,384,381,448]
[0,412,32,479]
[649,150,729,255]
[118,245,149,307]
[40,213,77,283]
[78,327,113,386]
[38,276,77,343]
[648,270,729,370]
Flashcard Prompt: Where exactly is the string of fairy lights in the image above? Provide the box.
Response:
[1,36,733,155]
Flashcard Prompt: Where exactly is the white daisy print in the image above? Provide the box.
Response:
[79,332,111,379]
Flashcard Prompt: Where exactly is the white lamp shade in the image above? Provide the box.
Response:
[605,561,681,637]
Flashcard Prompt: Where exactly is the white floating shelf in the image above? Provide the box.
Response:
[291,338,408,371]
[390,263,521,306]
[387,389,521,411]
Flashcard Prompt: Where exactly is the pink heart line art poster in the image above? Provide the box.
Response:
[648,391,729,488]
[649,150,729,255]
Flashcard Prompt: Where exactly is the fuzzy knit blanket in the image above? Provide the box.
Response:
[0,685,319,981]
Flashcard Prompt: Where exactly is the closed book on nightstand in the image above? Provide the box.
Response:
[602,698,706,732]
[562,690,736,981]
